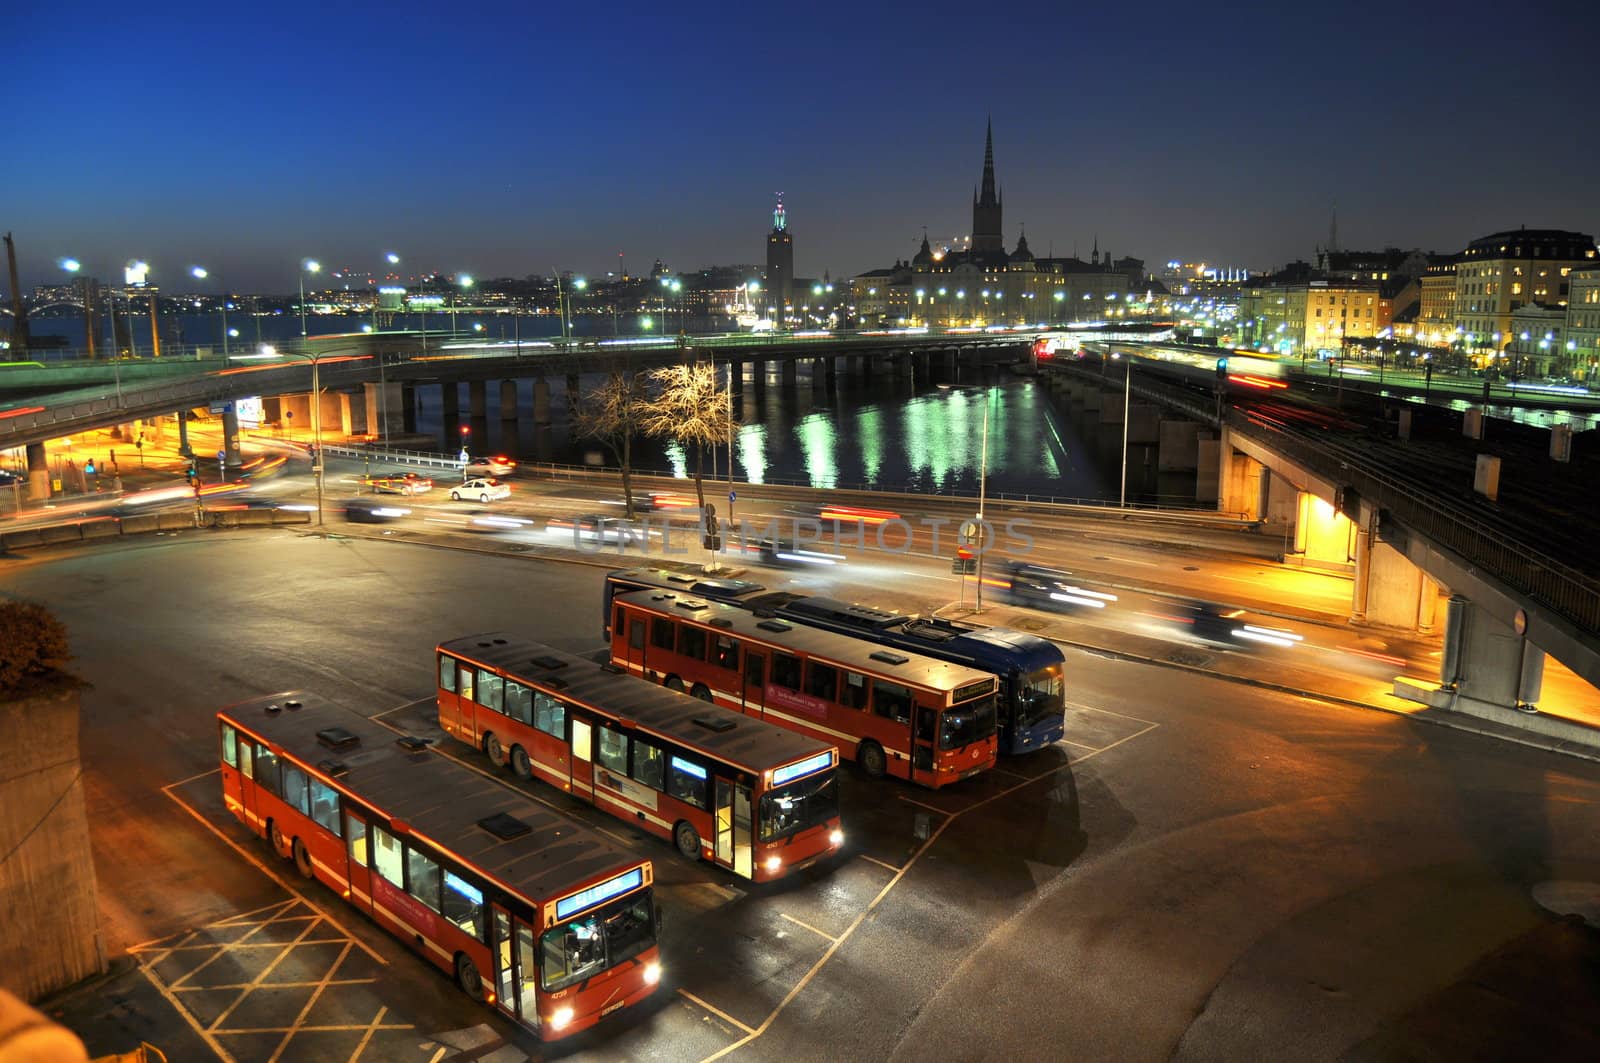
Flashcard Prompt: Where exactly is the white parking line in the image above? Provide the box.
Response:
[678,989,756,1035]
[779,913,838,943]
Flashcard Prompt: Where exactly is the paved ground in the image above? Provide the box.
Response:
[6,533,1600,1062]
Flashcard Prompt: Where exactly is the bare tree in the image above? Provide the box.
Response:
[573,371,645,518]
[638,361,736,519]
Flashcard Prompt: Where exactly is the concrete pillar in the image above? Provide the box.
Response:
[1195,436,1222,505]
[469,379,488,420]
[26,441,49,501]
[441,382,459,423]
[1157,420,1200,472]
[362,381,403,440]
[782,359,797,388]
[1081,385,1102,414]
[913,351,930,377]
[221,406,243,468]
[826,356,839,390]
[1417,574,1441,634]
[1262,470,1298,532]
[811,358,828,393]
[402,384,418,432]
[566,374,582,421]
[319,389,347,438]
[1293,490,1352,567]
[754,360,768,392]
[500,380,519,421]
[176,410,193,458]
[1222,451,1262,519]
[533,377,552,426]
[1100,390,1124,425]
[1444,601,1545,709]
[263,395,283,428]
[335,392,357,437]
[1350,501,1430,627]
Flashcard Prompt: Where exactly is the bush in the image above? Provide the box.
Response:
[0,600,71,694]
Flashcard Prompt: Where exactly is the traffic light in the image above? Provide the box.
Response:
[703,513,721,551]
[1215,357,1229,379]
[185,464,197,482]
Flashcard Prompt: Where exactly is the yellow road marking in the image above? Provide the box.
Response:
[677,989,756,1035]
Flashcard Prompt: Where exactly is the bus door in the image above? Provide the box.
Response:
[344,809,373,915]
[714,776,753,877]
[911,703,939,787]
[570,716,594,795]
[513,917,541,1031]
[236,738,258,827]
[741,651,766,716]
[490,905,526,1023]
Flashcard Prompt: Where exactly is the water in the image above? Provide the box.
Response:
[413,365,1120,502]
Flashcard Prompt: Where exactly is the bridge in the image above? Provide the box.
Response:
[1035,347,1600,742]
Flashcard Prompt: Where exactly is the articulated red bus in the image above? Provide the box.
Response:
[436,633,843,882]
[219,692,660,1041]
[608,589,999,787]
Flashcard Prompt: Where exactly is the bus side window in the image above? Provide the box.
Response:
[346,812,368,866]
[678,624,707,661]
[255,743,281,796]
[505,681,533,726]
[806,662,838,702]
[239,740,254,779]
[667,755,708,809]
[651,617,674,651]
[630,619,646,651]
[840,671,868,710]
[614,605,627,641]
[439,655,457,693]
[459,666,475,703]
[872,680,912,724]
[477,669,504,715]
[713,635,740,671]
[282,762,310,816]
[743,651,765,689]
[371,824,404,887]
[221,722,238,767]
[534,692,565,738]
[631,737,665,791]
[406,847,443,912]
[597,727,629,775]
[771,652,802,691]
[309,778,342,836]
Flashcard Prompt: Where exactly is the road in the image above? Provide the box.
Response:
[9,532,1600,1061]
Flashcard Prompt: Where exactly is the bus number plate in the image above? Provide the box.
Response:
[602,1000,626,1018]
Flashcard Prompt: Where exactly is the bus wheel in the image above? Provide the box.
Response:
[674,821,702,861]
[509,745,533,780]
[858,740,888,779]
[690,683,713,703]
[455,953,484,1001]
[292,837,314,880]
[483,732,507,768]
[665,675,685,693]
[268,819,291,860]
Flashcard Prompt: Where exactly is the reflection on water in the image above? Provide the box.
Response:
[415,363,1114,500]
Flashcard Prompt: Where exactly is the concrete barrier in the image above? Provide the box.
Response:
[273,510,311,525]
[0,528,44,551]
[157,511,194,531]
[39,524,83,545]
[118,513,161,535]
[79,520,120,541]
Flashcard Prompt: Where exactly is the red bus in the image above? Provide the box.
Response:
[436,633,844,882]
[608,589,999,788]
[219,692,661,1041]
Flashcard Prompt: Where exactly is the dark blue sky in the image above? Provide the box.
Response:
[10,1,1598,292]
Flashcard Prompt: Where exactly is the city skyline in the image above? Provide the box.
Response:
[9,0,1598,291]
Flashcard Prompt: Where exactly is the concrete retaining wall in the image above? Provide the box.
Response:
[0,509,310,553]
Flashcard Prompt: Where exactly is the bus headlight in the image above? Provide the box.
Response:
[829,829,844,847]
[644,962,661,985]
[764,855,783,873]
[550,1006,574,1031]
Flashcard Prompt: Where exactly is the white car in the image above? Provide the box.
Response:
[451,478,511,503]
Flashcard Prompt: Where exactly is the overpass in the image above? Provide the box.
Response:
[1038,350,1600,738]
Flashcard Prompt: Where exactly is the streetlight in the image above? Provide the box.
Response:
[191,265,232,364]
[452,274,473,336]
[59,257,97,359]
[300,259,320,337]
[264,349,342,526]
[556,274,587,340]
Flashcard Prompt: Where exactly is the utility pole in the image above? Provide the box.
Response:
[3,233,30,353]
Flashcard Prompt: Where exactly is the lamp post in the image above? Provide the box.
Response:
[974,388,991,611]
[271,349,335,526]
[1118,353,1132,506]
[299,259,320,337]
[190,266,231,365]
[452,275,473,336]
[59,257,97,359]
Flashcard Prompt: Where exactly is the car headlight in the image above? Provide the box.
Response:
[829,829,844,847]
[549,1006,574,1030]
[763,855,782,873]
[644,962,661,985]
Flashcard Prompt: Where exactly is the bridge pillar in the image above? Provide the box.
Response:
[565,374,582,421]
[1442,599,1545,709]
[221,406,243,468]
[362,382,404,440]
[533,377,552,426]
[1351,500,1439,629]
[26,442,49,501]
[913,351,929,377]
[754,360,768,394]
[1292,491,1352,569]
[1127,404,1160,445]
[468,380,488,421]
[811,358,828,393]
[826,356,839,391]
[1196,435,1222,504]
[1157,420,1200,472]
[781,359,797,388]
[441,383,459,424]
[1220,450,1263,520]
[500,380,519,422]
[338,391,363,437]
[943,349,957,377]
[176,410,193,459]
[402,384,418,433]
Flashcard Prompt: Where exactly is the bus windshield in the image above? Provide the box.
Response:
[1017,666,1064,727]
[940,697,997,750]
[759,771,838,842]
[540,889,657,992]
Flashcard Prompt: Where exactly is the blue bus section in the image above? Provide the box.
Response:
[604,567,1067,755]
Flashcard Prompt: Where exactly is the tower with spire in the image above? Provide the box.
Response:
[971,120,1004,255]
[764,193,795,323]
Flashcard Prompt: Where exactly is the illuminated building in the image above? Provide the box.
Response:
[1453,228,1597,357]
[765,195,795,324]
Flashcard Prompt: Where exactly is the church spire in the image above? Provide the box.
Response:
[970,119,1004,254]
[978,118,999,208]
